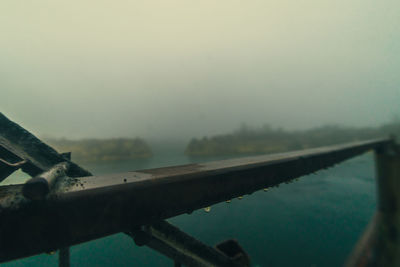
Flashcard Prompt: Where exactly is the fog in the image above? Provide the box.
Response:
[1,0,399,141]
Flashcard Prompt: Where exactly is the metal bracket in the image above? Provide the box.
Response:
[126,221,249,267]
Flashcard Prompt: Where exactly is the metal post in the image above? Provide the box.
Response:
[346,142,400,266]
[59,248,70,267]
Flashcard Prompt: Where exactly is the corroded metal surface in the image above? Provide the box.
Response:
[0,138,391,263]
[22,162,69,200]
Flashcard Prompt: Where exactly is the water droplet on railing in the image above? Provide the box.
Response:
[204,206,211,212]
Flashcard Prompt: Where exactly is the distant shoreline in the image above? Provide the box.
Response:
[45,138,152,163]
[43,121,400,161]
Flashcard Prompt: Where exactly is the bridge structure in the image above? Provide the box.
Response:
[0,113,399,267]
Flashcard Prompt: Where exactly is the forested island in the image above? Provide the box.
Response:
[45,138,152,163]
[185,120,400,157]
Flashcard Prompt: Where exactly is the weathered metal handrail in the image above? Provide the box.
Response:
[0,137,392,263]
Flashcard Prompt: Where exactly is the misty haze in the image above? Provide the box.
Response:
[1,1,399,142]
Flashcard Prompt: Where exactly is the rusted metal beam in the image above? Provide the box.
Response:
[346,142,400,266]
[0,138,391,263]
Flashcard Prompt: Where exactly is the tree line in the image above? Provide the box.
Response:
[185,120,400,157]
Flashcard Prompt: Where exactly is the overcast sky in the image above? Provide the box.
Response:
[1,0,399,140]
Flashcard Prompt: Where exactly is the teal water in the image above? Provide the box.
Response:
[3,148,377,267]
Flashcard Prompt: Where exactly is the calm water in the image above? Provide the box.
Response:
[3,147,377,267]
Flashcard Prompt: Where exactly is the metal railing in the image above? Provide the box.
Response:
[0,112,399,266]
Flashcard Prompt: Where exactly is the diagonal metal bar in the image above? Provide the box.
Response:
[0,112,92,179]
[0,137,392,263]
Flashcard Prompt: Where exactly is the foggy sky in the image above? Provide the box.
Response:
[1,0,399,141]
